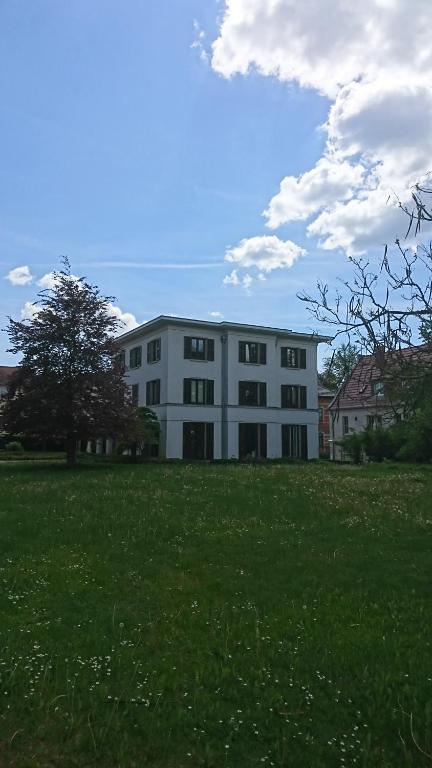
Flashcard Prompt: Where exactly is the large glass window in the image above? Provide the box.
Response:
[239,381,267,407]
[183,422,214,460]
[147,338,161,363]
[281,347,307,369]
[282,425,308,459]
[184,336,215,361]
[281,385,307,409]
[183,379,214,405]
[146,379,160,406]
[129,346,142,369]
[239,341,266,364]
[239,423,267,460]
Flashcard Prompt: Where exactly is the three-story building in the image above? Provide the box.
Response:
[118,316,329,460]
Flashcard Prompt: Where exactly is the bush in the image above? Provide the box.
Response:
[5,441,24,453]
[338,432,364,463]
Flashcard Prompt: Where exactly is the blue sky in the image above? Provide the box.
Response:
[1,0,430,364]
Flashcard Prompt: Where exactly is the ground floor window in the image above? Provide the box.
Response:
[239,423,267,460]
[183,422,214,460]
[282,424,308,459]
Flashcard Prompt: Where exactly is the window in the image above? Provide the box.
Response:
[282,425,308,459]
[367,414,383,429]
[318,407,324,421]
[116,350,126,370]
[146,379,160,406]
[184,336,215,361]
[183,378,214,405]
[183,422,214,460]
[239,381,267,407]
[239,423,267,460]
[343,415,349,434]
[147,338,161,363]
[281,347,306,369]
[372,381,385,397]
[281,385,307,409]
[129,346,142,369]
[239,341,266,365]
[131,383,139,408]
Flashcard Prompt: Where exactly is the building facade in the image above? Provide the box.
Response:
[318,385,335,457]
[118,316,329,460]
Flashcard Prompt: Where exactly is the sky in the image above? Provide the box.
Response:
[1,0,432,365]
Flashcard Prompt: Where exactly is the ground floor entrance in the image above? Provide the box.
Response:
[183,422,214,460]
[282,424,308,459]
[238,423,267,460]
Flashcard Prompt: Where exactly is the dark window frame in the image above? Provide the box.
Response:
[239,380,267,407]
[129,346,142,369]
[282,424,308,459]
[146,378,161,406]
[239,341,266,365]
[147,338,161,364]
[281,384,307,409]
[183,378,215,405]
[184,336,215,361]
[131,383,139,408]
[281,347,307,369]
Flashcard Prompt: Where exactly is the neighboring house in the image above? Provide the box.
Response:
[117,315,329,460]
[318,385,335,457]
[328,348,427,461]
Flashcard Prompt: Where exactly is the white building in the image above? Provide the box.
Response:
[118,316,329,460]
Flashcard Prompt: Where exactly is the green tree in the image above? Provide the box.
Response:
[3,259,139,466]
[319,343,358,390]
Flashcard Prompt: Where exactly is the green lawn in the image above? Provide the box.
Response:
[1,461,432,767]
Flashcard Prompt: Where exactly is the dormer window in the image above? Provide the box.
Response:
[372,381,385,397]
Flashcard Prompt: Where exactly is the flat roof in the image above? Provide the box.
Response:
[117,314,332,344]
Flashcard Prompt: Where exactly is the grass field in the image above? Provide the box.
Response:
[1,461,432,767]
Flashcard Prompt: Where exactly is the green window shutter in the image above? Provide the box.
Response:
[239,342,246,362]
[146,344,151,363]
[184,337,192,358]
[259,382,267,406]
[300,387,307,409]
[300,349,307,369]
[146,381,150,404]
[281,347,287,367]
[260,344,267,365]
[207,338,215,361]
[183,379,191,404]
[281,385,286,408]
[207,380,214,405]
[156,379,160,404]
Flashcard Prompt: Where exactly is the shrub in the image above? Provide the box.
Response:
[338,432,364,463]
[5,441,24,453]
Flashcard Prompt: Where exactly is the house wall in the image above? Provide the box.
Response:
[330,406,395,461]
[119,321,322,460]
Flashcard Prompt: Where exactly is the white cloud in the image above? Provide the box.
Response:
[223,268,255,291]
[209,311,224,318]
[211,0,432,256]
[6,265,33,286]
[191,19,210,64]
[21,301,39,320]
[107,303,139,333]
[225,235,305,273]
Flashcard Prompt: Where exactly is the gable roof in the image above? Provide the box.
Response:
[329,345,430,411]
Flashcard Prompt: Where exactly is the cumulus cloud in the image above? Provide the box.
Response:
[223,269,254,291]
[21,301,39,320]
[225,235,305,273]
[6,265,33,286]
[107,303,139,333]
[212,0,432,256]
[209,311,224,318]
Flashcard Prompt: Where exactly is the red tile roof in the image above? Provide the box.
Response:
[329,345,430,410]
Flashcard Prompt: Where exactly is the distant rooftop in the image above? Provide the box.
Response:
[118,315,332,344]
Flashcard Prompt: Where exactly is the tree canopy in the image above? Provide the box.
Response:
[3,259,139,466]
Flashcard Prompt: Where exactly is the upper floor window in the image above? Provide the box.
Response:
[131,383,139,408]
[318,407,324,421]
[184,336,214,361]
[239,381,267,407]
[343,415,349,434]
[129,346,142,369]
[147,338,161,364]
[146,379,160,406]
[183,378,214,405]
[239,341,266,365]
[116,350,126,370]
[281,347,307,369]
[372,381,385,397]
[281,384,307,409]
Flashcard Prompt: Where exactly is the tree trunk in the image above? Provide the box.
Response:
[66,435,77,467]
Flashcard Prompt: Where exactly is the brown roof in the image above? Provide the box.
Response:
[329,345,430,411]
[0,366,17,387]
